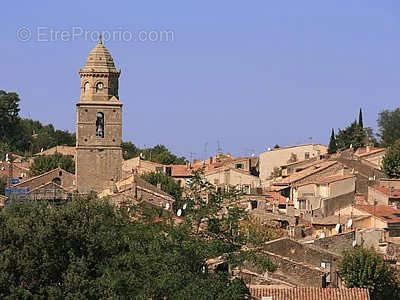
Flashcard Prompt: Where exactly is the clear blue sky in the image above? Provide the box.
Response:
[1,1,400,159]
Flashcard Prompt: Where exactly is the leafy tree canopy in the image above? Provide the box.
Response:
[338,247,400,300]
[378,108,400,147]
[30,153,75,176]
[382,139,400,178]
[0,198,250,299]
[328,128,338,154]
[335,120,375,151]
[122,142,187,165]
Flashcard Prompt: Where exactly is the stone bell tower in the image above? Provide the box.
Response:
[76,37,123,193]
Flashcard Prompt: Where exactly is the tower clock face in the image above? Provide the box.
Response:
[96,82,104,90]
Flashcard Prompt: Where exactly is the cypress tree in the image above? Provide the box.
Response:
[328,128,338,154]
[358,108,364,128]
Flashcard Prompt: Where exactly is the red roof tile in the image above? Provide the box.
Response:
[356,204,400,223]
[277,161,338,185]
[249,287,369,300]
[371,186,400,199]
[355,147,385,158]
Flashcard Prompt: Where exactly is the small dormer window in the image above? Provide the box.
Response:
[96,82,104,92]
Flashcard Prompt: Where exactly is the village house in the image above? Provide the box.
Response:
[368,185,400,207]
[122,156,167,177]
[270,160,346,201]
[256,237,343,288]
[0,160,30,184]
[6,167,76,202]
[259,144,328,183]
[280,156,322,178]
[292,174,355,216]
[204,167,262,194]
[336,204,400,237]
[99,174,175,211]
[354,146,386,170]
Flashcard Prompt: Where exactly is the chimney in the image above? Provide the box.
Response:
[366,145,371,153]
[157,183,162,190]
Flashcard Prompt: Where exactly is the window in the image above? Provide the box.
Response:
[52,177,61,185]
[96,112,104,138]
[235,163,244,169]
[250,200,258,209]
[243,184,251,194]
[305,152,310,160]
[321,261,331,283]
[96,82,104,92]
[166,167,172,176]
[299,199,306,209]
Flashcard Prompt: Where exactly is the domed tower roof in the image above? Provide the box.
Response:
[80,36,119,73]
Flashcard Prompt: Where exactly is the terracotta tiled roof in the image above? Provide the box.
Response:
[276,161,338,185]
[316,174,354,184]
[356,204,400,224]
[170,165,194,177]
[263,191,292,205]
[294,174,354,187]
[249,287,369,300]
[355,147,385,158]
[371,186,400,199]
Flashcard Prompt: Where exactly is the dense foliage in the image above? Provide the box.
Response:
[30,153,75,176]
[140,171,183,201]
[338,247,400,300]
[382,139,400,178]
[122,142,187,164]
[378,108,400,147]
[0,198,250,299]
[328,128,337,154]
[335,120,368,150]
[0,90,75,156]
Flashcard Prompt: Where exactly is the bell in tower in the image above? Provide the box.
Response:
[76,37,123,193]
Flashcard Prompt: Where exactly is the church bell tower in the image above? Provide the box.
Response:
[76,37,123,193]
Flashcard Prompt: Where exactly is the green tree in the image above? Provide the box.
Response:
[328,128,338,154]
[0,91,21,146]
[0,198,250,299]
[338,247,400,300]
[121,141,140,160]
[141,171,182,201]
[30,153,75,176]
[378,108,400,147]
[382,139,400,178]
[121,142,187,165]
[336,121,367,150]
[359,108,364,129]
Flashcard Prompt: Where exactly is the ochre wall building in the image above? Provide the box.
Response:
[76,38,123,193]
